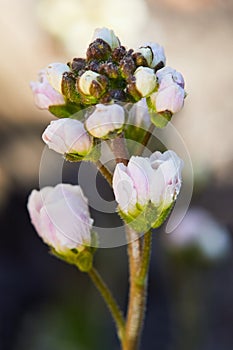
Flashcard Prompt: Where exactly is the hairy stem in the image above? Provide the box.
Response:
[122,228,152,350]
[88,267,125,342]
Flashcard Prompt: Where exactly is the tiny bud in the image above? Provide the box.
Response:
[85,103,125,138]
[141,42,166,69]
[134,66,157,97]
[46,63,70,93]
[86,39,112,61]
[133,47,153,67]
[156,66,185,88]
[119,55,136,80]
[112,46,127,62]
[78,70,106,97]
[71,58,86,75]
[99,62,119,79]
[92,27,120,50]
[62,72,81,104]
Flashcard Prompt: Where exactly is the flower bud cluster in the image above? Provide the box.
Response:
[28,28,186,258]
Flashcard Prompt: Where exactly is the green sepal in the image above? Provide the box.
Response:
[49,231,98,272]
[49,102,83,118]
[152,202,174,228]
[118,201,175,232]
[65,139,101,162]
[146,97,172,128]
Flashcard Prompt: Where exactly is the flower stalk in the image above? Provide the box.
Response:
[87,267,125,342]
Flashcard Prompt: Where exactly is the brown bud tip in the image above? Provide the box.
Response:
[132,52,149,67]
[71,58,86,75]
[112,46,127,62]
[99,62,119,79]
[86,39,112,61]
[119,56,136,79]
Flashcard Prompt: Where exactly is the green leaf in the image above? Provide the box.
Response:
[49,103,83,118]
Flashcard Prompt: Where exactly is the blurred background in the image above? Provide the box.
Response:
[0,0,233,349]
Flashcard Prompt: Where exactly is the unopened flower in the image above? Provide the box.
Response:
[30,70,65,109]
[78,70,108,99]
[149,82,185,114]
[156,66,185,88]
[92,27,120,50]
[128,98,151,129]
[133,47,153,67]
[42,118,93,157]
[141,42,166,69]
[46,62,70,93]
[85,103,125,138]
[134,67,157,97]
[27,184,93,255]
[113,150,183,232]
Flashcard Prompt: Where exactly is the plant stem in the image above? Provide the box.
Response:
[123,228,152,350]
[110,133,129,165]
[136,124,155,156]
[96,160,113,186]
[88,267,125,342]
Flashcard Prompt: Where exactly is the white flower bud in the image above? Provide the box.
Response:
[78,70,100,95]
[135,47,153,66]
[134,67,157,97]
[42,118,93,156]
[85,103,125,138]
[141,42,166,68]
[27,184,93,254]
[156,66,185,88]
[46,62,70,93]
[92,27,120,50]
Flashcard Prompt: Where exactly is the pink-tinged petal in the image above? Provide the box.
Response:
[156,66,185,88]
[30,70,65,110]
[113,163,137,214]
[127,156,152,206]
[155,83,185,114]
[27,184,93,254]
[42,119,93,156]
[85,104,125,138]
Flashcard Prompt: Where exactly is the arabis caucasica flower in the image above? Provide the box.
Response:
[46,62,70,93]
[113,150,183,232]
[138,42,166,69]
[42,118,93,157]
[27,184,93,255]
[85,103,125,138]
[92,27,120,50]
[134,67,157,97]
[30,70,65,109]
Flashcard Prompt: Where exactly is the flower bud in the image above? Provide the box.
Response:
[127,99,151,129]
[42,118,93,157]
[85,103,125,138]
[133,47,153,67]
[141,42,166,69]
[27,184,93,255]
[78,70,108,99]
[134,67,157,97]
[30,70,65,110]
[46,62,70,93]
[113,150,183,232]
[156,66,185,88]
[92,27,120,50]
[149,82,185,114]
